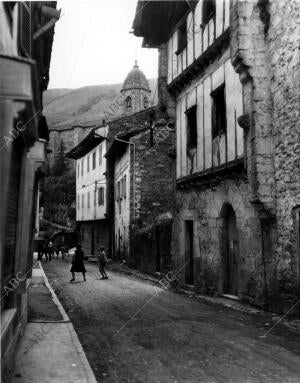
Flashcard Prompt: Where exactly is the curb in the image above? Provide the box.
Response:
[106,264,160,286]
[39,261,97,383]
[106,265,264,316]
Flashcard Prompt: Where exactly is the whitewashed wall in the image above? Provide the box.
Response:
[114,146,130,258]
[76,131,107,221]
[167,0,230,84]
[176,56,244,179]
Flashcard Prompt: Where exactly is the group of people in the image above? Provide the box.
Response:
[70,244,108,282]
[37,239,108,282]
[37,240,58,262]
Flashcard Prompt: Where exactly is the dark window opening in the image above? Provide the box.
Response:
[126,96,132,108]
[123,175,127,198]
[98,187,104,206]
[211,84,226,138]
[176,18,187,55]
[143,97,149,109]
[186,105,197,149]
[99,144,102,165]
[92,152,96,169]
[202,0,216,26]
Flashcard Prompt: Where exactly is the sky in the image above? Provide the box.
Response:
[48,0,158,89]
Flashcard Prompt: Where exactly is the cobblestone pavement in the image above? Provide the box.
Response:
[43,258,300,383]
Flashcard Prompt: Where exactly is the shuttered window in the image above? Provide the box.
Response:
[18,2,31,57]
[99,144,102,166]
[211,84,226,138]
[92,152,96,169]
[98,187,104,206]
[123,175,127,198]
[2,138,23,309]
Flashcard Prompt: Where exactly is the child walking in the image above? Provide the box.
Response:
[98,246,108,279]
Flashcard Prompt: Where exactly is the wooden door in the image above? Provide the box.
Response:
[226,208,238,295]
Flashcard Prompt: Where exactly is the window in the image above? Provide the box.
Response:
[87,192,90,208]
[19,2,32,57]
[98,187,105,206]
[120,179,123,199]
[185,105,197,149]
[99,144,102,166]
[144,97,149,109]
[116,181,120,200]
[126,96,132,108]
[87,155,90,172]
[176,18,187,55]
[81,158,84,176]
[202,0,215,26]
[82,194,84,208]
[92,152,96,169]
[77,163,80,178]
[77,194,80,209]
[211,84,226,138]
[123,175,127,198]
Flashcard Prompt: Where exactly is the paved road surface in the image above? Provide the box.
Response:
[43,259,300,383]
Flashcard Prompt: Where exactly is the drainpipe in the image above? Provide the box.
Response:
[115,137,136,221]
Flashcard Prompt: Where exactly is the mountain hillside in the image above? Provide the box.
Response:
[44,79,158,127]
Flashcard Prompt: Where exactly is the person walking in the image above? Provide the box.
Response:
[98,246,108,279]
[42,241,48,262]
[70,244,86,282]
[48,240,54,261]
[37,240,44,261]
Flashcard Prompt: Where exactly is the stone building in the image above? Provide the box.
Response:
[67,125,109,255]
[0,2,57,380]
[106,107,175,273]
[133,0,300,313]
[103,62,176,273]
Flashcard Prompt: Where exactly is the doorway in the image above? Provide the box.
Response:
[185,220,194,285]
[223,205,239,295]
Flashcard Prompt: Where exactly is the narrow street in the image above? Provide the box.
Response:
[43,258,300,383]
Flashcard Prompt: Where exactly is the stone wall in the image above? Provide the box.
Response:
[130,126,176,227]
[130,220,173,274]
[268,0,300,308]
[173,174,269,306]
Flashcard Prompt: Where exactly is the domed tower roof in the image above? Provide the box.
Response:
[121,60,150,92]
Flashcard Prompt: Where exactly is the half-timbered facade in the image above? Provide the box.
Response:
[133,0,300,313]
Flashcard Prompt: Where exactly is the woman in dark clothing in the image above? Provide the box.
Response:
[70,244,86,282]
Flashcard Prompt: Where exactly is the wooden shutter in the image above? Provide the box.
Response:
[19,2,32,57]
[2,138,22,308]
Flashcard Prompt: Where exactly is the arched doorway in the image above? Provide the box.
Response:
[221,204,239,296]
